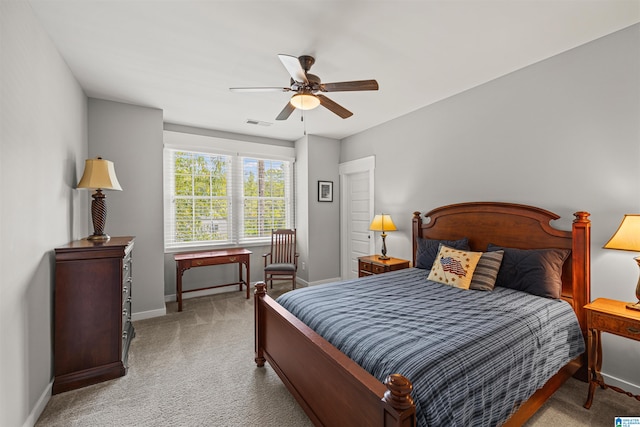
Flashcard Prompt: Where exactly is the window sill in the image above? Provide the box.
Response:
[164,240,271,254]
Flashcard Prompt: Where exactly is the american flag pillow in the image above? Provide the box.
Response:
[427,244,482,289]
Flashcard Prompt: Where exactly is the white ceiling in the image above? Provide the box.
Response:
[29,0,640,142]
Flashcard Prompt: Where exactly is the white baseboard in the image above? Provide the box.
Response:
[602,372,640,397]
[294,277,310,288]
[132,307,167,321]
[24,381,52,427]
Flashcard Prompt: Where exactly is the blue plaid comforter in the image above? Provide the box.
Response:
[276,268,585,427]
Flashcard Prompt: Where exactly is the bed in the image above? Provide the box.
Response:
[254,202,591,426]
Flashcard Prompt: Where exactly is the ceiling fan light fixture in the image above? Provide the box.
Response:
[290,93,320,110]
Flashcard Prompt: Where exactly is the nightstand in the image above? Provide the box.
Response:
[583,298,640,409]
[358,255,410,277]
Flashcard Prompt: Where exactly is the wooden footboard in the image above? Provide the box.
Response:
[254,283,416,427]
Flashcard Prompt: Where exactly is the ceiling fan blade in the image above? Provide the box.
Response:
[317,94,353,119]
[276,102,296,121]
[278,54,308,84]
[229,87,290,93]
[321,79,379,92]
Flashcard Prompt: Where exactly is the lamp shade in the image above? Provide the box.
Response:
[603,215,640,252]
[369,214,397,232]
[77,157,122,191]
[290,93,320,110]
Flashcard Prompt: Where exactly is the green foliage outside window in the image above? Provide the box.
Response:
[242,158,288,238]
[169,150,290,246]
[172,151,229,243]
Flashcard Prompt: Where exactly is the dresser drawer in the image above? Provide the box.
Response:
[360,261,372,273]
[371,264,388,274]
[590,311,640,339]
[122,300,131,329]
[123,254,132,282]
[191,255,241,267]
[123,276,132,307]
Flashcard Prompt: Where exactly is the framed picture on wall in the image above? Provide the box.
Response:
[318,180,333,202]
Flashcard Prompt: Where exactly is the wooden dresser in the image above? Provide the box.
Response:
[53,236,135,394]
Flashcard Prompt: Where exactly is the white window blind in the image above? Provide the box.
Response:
[163,134,294,250]
[238,156,292,242]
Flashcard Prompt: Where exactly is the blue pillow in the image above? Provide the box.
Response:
[415,237,470,269]
[487,244,570,299]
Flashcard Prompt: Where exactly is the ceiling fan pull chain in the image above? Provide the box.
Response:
[302,110,307,135]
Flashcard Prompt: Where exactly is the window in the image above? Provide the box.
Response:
[241,157,290,239]
[164,134,294,250]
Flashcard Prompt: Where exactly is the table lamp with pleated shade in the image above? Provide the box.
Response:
[77,157,122,241]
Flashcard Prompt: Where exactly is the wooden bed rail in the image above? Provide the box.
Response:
[254,282,416,427]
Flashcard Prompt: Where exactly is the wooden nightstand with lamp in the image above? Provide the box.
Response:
[584,214,640,409]
[360,214,411,277]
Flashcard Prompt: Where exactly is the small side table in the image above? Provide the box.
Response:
[584,298,640,409]
[358,255,410,277]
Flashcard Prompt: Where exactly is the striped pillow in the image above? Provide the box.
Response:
[469,250,504,291]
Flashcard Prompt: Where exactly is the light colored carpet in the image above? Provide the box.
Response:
[37,284,640,426]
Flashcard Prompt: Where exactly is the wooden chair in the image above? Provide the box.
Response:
[263,229,299,290]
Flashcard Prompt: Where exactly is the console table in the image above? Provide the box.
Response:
[174,248,252,311]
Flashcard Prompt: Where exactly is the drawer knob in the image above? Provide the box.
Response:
[628,327,640,334]
[229,257,236,262]
[195,260,203,266]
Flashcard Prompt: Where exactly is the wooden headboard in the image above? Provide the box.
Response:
[411,202,591,336]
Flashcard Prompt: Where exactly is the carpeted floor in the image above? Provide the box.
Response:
[36,283,640,426]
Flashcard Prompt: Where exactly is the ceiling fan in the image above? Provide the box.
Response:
[230,54,379,120]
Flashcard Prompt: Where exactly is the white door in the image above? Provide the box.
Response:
[339,157,375,279]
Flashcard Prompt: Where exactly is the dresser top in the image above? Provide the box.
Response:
[55,236,135,260]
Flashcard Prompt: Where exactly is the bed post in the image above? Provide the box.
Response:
[571,211,591,331]
[572,211,591,381]
[382,374,416,427]
[412,212,422,267]
[254,282,267,367]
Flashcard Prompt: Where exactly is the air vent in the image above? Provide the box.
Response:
[246,119,273,127]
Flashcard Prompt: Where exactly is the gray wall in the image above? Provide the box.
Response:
[306,135,341,283]
[295,135,342,284]
[342,24,640,393]
[88,99,166,318]
[1,2,88,426]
